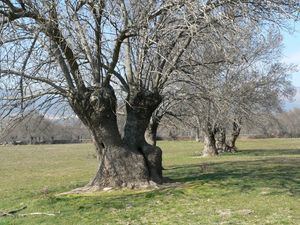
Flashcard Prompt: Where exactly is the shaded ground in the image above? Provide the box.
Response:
[0,139,299,224]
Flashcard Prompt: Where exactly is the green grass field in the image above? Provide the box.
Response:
[0,139,299,225]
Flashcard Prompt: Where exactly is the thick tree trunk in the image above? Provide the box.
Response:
[195,127,201,142]
[145,116,159,146]
[91,134,103,161]
[123,89,163,184]
[215,126,226,152]
[202,121,218,156]
[202,131,218,156]
[69,87,153,190]
[225,121,241,152]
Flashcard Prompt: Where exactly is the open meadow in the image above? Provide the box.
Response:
[0,138,299,225]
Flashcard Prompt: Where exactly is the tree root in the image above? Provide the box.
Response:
[57,185,101,195]
[57,177,177,196]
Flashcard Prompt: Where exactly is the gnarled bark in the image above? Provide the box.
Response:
[195,127,201,142]
[123,89,163,184]
[69,87,153,189]
[202,123,218,157]
[145,116,160,146]
[225,120,241,152]
[215,126,226,152]
[203,132,218,157]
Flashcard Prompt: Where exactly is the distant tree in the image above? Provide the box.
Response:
[0,0,299,190]
[0,111,90,144]
[253,108,300,138]
[180,25,296,156]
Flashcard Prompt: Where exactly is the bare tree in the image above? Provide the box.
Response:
[0,0,299,190]
[180,24,296,156]
[145,88,185,146]
[222,60,296,151]
[249,107,300,138]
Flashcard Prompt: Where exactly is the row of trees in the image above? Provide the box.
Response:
[2,104,300,145]
[144,26,296,156]
[0,0,299,190]
[248,108,300,138]
[0,112,90,144]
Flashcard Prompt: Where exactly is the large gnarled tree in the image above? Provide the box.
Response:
[0,0,299,190]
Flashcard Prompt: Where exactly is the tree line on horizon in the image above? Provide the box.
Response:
[0,0,299,190]
[2,107,300,146]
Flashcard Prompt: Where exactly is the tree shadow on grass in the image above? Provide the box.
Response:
[31,156,298,222]
[38,148,300,214]
[44,158,298,218]
[166,157,300,196]
[235,149,300,157]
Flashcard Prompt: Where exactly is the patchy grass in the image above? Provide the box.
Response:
[0,138,299,224]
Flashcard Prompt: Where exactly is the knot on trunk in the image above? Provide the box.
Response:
[69,86,117,127]
[89,86,117,114]
[127,90,162,118]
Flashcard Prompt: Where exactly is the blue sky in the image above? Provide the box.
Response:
[282,22,300,109]
[282,22,300,86]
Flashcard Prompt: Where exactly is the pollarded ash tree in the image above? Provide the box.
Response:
[171,25,248,156]
[145,1,300,151]
[0,0,299,190]
[0,0,192,189]
[0,0,200,189]
[181,27,296,156]
[213,28,296,152]
[223,61,296,151]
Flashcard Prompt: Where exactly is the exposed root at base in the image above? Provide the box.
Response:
[57,177,178,196]
[202,153,219,157]
[57,181,158,195]
[57,185,101,196]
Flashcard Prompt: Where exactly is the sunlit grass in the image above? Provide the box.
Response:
[0,138,299,224]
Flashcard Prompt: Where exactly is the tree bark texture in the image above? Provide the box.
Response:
[202,123,218,157]
[215,126,226,152]
[145,116,160,146]
[69,87,161,189]
[225,120,241,152]
[195,127,201,142]
[123,89,163,184]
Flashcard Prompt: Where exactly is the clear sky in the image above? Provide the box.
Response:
[282,22,300,86]
[282,22,300,109]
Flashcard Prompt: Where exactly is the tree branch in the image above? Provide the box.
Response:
[0,69,67,95]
